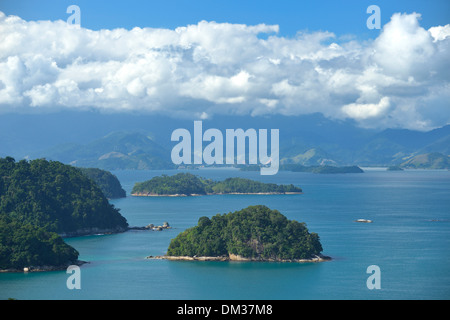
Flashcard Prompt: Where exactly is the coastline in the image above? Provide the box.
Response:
[132,191,303,197]
[147,253,331,263]
[0,224,171,273]
[59,222,172,238]
[58,226,129,238]
[0,260,87,273]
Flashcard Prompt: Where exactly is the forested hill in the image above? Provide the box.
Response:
[131,173,302,196]
[0,157,128,235]
[78,167,126,199]
[166,205,324,261]
[0,214,79,270]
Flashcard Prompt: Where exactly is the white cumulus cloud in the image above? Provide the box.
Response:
[0,11,449,130]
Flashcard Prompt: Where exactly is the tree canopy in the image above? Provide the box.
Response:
[167,205,323,260]
[211,177,301,194]
[0,215,79,270]
[0,157,129,269]
[78,167,126,199]
[132,173,302,195]
[0,157,128,234]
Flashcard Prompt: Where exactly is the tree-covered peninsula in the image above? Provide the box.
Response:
[0,157,128,236]
[131,173,302,196]
[0,157,129,270]
[157,205,328,262]
[0,215,79,271]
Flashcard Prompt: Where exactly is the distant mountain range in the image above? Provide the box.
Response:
[32,131,175,170]
[1,111,449,169]
[279,122,450,167]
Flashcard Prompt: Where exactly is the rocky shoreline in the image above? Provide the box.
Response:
[0,260,88,273]
[1,223,171,273]
[58,226,129,238]
[132,192,303,197]
[128,222,171,231]
[147,253,331,263]
[59,222,172,237]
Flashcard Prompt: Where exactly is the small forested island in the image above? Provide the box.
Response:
[241,164,364,174]
[78,167,126,199]
[131,173,302,196]
[280,164,364,174]
[0,157,129,271]
[150,205,330,262]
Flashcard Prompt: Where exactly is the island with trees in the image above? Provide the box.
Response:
[131,173,302,196]
[150,205,329,262]
[0,157,129,271]
[280,164,364,174]
[241,164,364,174]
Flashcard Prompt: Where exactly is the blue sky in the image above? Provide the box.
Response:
[1,0,449,38]
[0,1,449,130]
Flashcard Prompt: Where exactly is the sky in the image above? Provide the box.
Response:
[0,0,449,130]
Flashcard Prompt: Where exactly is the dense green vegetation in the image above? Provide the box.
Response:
[211,178,301,194]
[132,173,210,195]
[167,205,323,260]
[0,157,128,234]
[0,157,129,269]
[78,168,126,199]
[131,173,302,195]
[0,215,79,270]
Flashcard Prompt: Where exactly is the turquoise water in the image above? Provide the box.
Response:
[1,168,449,300]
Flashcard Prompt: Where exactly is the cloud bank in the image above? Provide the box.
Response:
[0,11,449,130]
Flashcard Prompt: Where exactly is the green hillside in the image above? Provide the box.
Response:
[0,157,128,235]
[36,131,174,170]
[166,205,323,261]
[0,157,130,270]
[0,215,79,270]
[131,173,302,195]
[400,152,450,169]
[78,167,126,199]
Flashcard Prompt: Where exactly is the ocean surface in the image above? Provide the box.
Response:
[1,168,449,300]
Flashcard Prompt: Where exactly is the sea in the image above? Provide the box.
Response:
[1,168,449,300]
